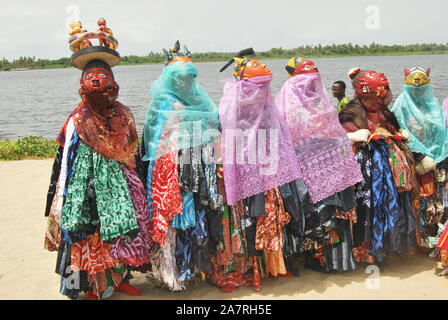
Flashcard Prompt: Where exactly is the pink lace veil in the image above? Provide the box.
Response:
[275,72,363,203]
[219,75,302,205]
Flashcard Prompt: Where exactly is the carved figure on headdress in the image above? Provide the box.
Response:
[97,18,115,49]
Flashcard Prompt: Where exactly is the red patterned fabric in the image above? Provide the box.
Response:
[361,94,397,133]
[418,171,436,197]
[255,188,290,251]
[387,138,414,192]
[230,206,244,255]
[216,209,233,266]
[150,152,182,245]
[326,227,340,245]
[439,249,448,267]
[313,246,325,267]
[335,208,357,223]
[217,176,227,204]
[209,256,254,293]
[71,230,119,274]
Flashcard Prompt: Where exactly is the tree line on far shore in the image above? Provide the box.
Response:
[2,42,448,71]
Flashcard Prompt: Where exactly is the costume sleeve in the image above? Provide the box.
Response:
[44,145,64,217]
[45,114,73,217]
[134,133,148,192]
[412,152,426,162]
[56,115,71,147]
[437,157,448,169]
[387,110,402,132]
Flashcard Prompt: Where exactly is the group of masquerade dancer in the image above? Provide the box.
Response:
[44,20,448,299]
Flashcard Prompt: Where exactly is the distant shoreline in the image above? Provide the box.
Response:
[2,49,448,71]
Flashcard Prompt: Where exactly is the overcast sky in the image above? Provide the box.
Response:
[1,0,447,60]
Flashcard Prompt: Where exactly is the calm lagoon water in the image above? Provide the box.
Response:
[1,54,448,139]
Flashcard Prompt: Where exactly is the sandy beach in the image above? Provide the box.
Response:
[0,159,447,300]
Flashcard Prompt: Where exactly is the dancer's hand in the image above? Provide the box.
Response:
[415,156,437,175]
[400,129,410,141]
[346,129,370,143]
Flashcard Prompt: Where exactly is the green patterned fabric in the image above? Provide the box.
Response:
[62,142,139,242]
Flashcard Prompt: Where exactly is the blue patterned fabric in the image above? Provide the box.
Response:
[191,209,210,272]
[420,197,428,233]
[61,130,86,244]
[144,104,165,221]
[175,228,194,282]
[173,192,196,230]
[202,145,223,210]
[396,191,417,253]
[369,141,400,263]
[146,159,155,220]
[192,209,207,240]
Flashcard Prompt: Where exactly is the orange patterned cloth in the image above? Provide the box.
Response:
[439,249,448,268]
[234,200,246,215]
[264,250,287,277]
[326,228,340,245]
[387,138,413,192]
[70,230,119,274]
[217,174,227,204]
[232,255,250,275]
[72,101,139,168]
[413,198,422,246]
[313,246,325,267]
[71,230,125,298]
[230,205,244,255]
[418,171,436,197]
[334,208,357,223]
[255,188,290,251]
[209,256,253,292]
[216,205,249,271]
[352,242,375,263]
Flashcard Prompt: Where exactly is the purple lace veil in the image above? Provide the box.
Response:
[275,72,363,203]
[219,75,302,205]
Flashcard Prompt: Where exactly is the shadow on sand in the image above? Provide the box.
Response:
[104,253,442,300]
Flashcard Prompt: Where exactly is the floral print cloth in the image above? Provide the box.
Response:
[61,141,139,242]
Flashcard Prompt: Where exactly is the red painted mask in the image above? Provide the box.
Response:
[293,59,318,75]
[81,67,115,91]
[79,67,119,113]
[345,68,398,133]
[349,68,389,99]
